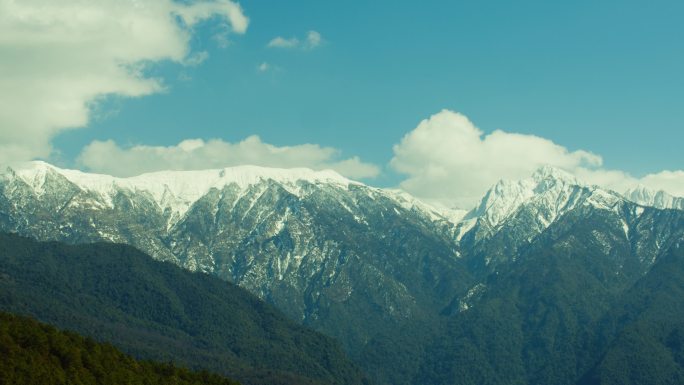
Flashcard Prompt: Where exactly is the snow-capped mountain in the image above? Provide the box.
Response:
[456,167,612,242]
[462,166,583,226]
[1,160,683,375]
[11,160,362,224]
[3,161,683,299]
[0,161,464,353]
[452,165,684,271]
[624,185,684,211]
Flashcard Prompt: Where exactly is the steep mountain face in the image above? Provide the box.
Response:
[2,161,684,385]
[0,233,368,385]
[0,162,470,354]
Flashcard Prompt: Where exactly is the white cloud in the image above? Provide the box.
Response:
[390,110,684,208]
[303,30,323,49]
[267,36,300,49]
[639,170,684,197]
[257,61,282,73]
[183,51,210,67]
[267,30,324,50]
[173,1,248,33]
[77,136,380,180]
[257,62,270,72]
[0,0,248,164]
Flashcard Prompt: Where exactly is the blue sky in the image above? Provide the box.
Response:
[2,0,683,206]
[54,0,683,175]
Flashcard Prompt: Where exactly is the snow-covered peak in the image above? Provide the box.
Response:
[624,185,684,211]
[464,166,586,227]
[454,166,627,242]
[8,161,52,191]
[7,161,361,216]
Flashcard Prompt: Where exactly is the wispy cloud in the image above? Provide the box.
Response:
[267,36,300,49]
[256,61,283,74]
[183,51,210,67]
[304,31,323,49]
[267,30,324,50]
[257,62,271,72]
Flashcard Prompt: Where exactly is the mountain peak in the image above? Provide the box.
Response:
[459,166,616,237]
[467,167,582,217]
[8,160,66,194]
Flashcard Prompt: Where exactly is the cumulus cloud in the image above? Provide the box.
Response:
[267,30,324,50]
[0,0,248,164]
[390,110,684,208]
[77,136,380,179]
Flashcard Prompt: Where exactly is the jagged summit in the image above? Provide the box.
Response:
[452,165,628,245]
[463,166,588,226]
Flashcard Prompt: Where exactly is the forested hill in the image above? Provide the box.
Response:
[0,311,240,385]
[0,233,369,385]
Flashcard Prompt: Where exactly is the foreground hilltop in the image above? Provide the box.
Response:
[0,311,240,385]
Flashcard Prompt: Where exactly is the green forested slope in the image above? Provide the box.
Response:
[579,243,684,385]
[360,208,684,385]
[0,311,239,385]
[0,233,369,385]
[411,230,684,385]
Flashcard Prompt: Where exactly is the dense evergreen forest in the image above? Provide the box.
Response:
[0,233,368,385]
[0,311,239,385]
[364,237,684,385]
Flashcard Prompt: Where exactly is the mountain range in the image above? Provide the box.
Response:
[1,161,683,385]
